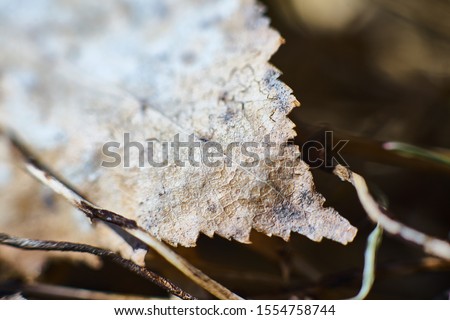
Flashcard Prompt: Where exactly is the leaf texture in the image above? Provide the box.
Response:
[0,0,357,255]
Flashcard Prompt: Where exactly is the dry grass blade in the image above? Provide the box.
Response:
[5,130,242,300]
[333,165,450,261]
[383,142,450,168]
[0,233,195,300]
[351,224,383,300]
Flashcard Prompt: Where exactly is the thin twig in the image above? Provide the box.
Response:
[0,233,195,300]
[6,130,242,300]
[6,283,171,300]
[124,229,242,299]
[351,224,383,300]
[333,164,450,261]
[295,121,450,175]
[8,133,137,230]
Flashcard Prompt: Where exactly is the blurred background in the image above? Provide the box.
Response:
[2,0,449,299]
[265,0,450,299]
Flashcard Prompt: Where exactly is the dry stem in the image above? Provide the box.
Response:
[333,164,450,261]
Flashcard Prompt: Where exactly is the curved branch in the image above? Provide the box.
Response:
[334,165,450,261]
[5,130,242,300]
[0,233,195,300]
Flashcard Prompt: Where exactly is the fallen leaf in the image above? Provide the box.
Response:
[0,0,356,267]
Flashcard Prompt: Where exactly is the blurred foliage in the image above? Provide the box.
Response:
[1,0,449,299]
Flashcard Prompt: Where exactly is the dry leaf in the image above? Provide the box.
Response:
[0,0,356,270]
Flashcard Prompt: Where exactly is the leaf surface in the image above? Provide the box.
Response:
[0,0,357,256]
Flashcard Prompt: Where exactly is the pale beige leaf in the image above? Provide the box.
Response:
[0,0,357,265]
